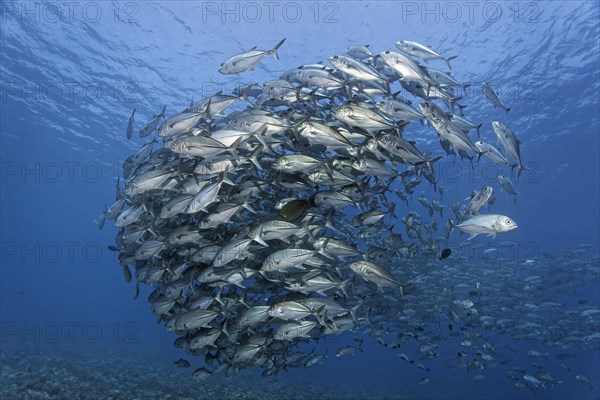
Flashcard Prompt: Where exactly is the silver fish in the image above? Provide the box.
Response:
[492,121,525,176]
[482,82,511,113]
[219,38,286,74]
[126,109,136,139]
[139,105,166,137]
[450,214,518,240]
[395,40,457,70]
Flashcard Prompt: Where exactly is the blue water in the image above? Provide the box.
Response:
[1,1,599,399]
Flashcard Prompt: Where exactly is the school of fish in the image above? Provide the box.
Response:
[100,39,598,393]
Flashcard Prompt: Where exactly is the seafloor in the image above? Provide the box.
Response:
[0,344,403,400]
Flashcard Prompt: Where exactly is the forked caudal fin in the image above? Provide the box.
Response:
[271,38,286,61]
[445,55,458,70]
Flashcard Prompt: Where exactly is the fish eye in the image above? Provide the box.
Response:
[332,55,338,60]
[505,219,511,224]
[384,51,390,54]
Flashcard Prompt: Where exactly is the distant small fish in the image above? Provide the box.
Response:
[126,109,135,139]
[481,82,511,113]
[416,363,429,372]
[498,174,518,203]
[192,367,212,381]
[95,205,107,230]
[439,248,451,260]
[398,353,413,364]
[336,343,362,357]
[527,350,548,359]
[346,44,373,60]
[576,375,594,391]
[482,248,498,257]
[174,358,191,368]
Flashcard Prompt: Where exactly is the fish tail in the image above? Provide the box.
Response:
[248,146,263,171]
[271,38,286,61]
[391,90,404,100]
[447,219,455,239]
[251,224,269,247]
[426,155,442,174]
[448,96,463,114]
[462,83,471,96]
[355,201,364,213]
[242,198,257,215]
[301,215,315,240]
[214,287,225,305]
[350,304,361,325]
[293,82,308,102]
[220,171,236,187]
[316,238,335,260]
[240,84,255,107]
[221,319,233,340]
[384,77,398,94]
[387,203,397,219]
[395,119,411,136]
[227,136,243,161]
[252,124,274,155]
[340,277,354,299]
[365,306,373,325]
[147,227,160,239]
[517,162,527,178]
[445,55,458,70]
[476,150,486,164]
[325,210,341,234]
